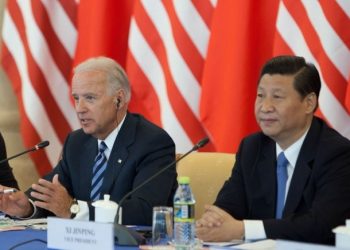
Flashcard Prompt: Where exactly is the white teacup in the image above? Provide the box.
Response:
[92,194,121,223]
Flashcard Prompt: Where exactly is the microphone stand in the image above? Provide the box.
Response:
[114,137,209,246]
[0,141,50,165]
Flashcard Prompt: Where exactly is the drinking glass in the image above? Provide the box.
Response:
[152,206,173,246]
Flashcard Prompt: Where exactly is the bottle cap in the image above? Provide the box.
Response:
[178,176,190,184]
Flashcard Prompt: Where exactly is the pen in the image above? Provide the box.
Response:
[0,188,17,194]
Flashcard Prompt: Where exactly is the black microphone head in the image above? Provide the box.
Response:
[35,140,50,150]
[193,137,209,150]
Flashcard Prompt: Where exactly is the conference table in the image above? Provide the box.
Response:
[0,229,142,250]
[0,227,341,249]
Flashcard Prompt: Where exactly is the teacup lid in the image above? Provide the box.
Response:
[333,226,350,235]
[92,194,118,209]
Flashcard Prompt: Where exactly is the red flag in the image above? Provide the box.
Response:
[73,0,154,120]
[200,0,280,152]
[74,0,134,66]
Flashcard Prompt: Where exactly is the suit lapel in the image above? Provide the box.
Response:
[283,118,320,216]
[283,160,312,214]
[82,137,98,198]
[251,137,277,217]
[100,113,136,196]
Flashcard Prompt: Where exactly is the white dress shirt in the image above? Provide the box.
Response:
[25,115,127,220]
[74,115,126,220]
[243,128,309,240]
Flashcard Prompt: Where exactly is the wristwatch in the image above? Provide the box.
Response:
[70,199,80,218]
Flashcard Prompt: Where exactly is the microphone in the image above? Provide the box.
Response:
[192,137,209,151]
[113,137,209,246]
[0,140,50,165]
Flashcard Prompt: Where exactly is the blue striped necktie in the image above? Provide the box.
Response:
[275,152,289,219]
[90,141,108,201]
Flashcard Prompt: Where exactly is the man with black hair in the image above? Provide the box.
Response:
[197,55,350,245]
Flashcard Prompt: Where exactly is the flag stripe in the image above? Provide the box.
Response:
[128,18,193,150]
[18,1,79,130]
[301,0,350,80]
[7,1,70,143]
[163,0,204,82]
[1,46,51,173]
[335,0,350,18]
[58,0,78,27]
[273,31,294,55]
[284,0,348,105]
[191,0,215,28]
[273,29,329,124]
[31,0,73,83]
[209,0,218,8]
[129,0,216,152]
[140,0,201,118]
[2,9,62,166]
[1,0,78,175]
[41,0,77,58]
[133,2,213,147]
[172,0,210,58]
[319,0,350,51]
[127,54,162,125]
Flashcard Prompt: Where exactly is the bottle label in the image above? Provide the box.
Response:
[174,204,195,222]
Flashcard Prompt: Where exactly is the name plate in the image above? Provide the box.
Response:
[47,217,114,250]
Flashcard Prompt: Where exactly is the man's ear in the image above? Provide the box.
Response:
[116,98,121,109]
[305,92,317,113]
[114,89,126,110]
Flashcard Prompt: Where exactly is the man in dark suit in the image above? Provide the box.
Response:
[0,133,18,188]
[196,55,350,244]
[0,57,177,225]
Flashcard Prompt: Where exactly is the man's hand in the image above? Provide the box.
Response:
[31,174,73,218]
[0,185,33,217]
[196,205,244,242]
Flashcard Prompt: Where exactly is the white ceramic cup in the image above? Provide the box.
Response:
[92,194,121,223]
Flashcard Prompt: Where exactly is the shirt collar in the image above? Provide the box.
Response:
[97,114,127,151]
[276,127,310,168]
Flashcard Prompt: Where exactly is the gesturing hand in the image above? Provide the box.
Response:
[31,174,73,218]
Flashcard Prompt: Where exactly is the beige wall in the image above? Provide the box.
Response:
[0,0,39,189]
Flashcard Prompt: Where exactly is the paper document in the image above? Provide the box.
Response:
[230,239,276,249]
[0,217,47,231]
[276,239,337,249]
[204,239,244,247]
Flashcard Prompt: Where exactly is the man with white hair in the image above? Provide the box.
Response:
[0,56,177,226]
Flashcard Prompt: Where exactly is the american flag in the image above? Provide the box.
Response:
[274,0,350,137]
[1,0,350,175]
[1,0,79,175]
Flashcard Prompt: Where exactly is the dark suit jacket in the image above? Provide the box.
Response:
[29,113,177,225]
[0,133,19,189]
[215,117,350,244]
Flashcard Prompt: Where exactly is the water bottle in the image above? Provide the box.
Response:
[173,176,196,249]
